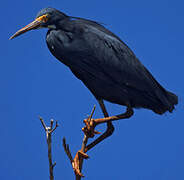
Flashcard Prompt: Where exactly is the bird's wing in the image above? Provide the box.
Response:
[79,23,164,95]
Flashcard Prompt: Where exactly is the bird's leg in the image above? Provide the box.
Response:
[84,100,113,152]
[84,100,133,152]
[94,105,133,125]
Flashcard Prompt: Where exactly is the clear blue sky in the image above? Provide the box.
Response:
[1,0,184,179]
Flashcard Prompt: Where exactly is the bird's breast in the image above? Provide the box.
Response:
[46,29,92,67]
[46,29,74,66]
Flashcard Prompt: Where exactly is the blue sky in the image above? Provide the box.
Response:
[1,0,184,179]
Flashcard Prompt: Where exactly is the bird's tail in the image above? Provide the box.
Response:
[153,90,178,114]
[166,91,178,111]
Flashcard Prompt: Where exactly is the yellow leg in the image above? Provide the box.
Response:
[85,100,133,152]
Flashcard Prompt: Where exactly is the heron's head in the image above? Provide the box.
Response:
[9,7,68,40]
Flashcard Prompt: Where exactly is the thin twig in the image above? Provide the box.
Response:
[51,121,59,134]
[39,116,47,131]
[63,138,73,164]
[39,117,59,180]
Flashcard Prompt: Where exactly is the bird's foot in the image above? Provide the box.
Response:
[72,150,89,177]
[82,118,101,138]
[82,105,101,138]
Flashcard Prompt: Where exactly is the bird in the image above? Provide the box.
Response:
[10,7,178,150]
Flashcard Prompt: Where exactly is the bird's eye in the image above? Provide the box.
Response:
[36,14,49,23]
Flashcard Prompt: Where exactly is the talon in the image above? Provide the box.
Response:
[72,150,89,177]
[72,161,84,177]
[94,130,101,134]
[78,150,89,159]
[82,118,97,138]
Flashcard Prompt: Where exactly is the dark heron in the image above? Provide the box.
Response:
[10,7,178,149]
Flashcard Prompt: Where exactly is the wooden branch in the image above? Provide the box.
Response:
[63,138,74,164]
[75,106,96,180]
[63,104,126,179]
[39,117,59,180]
[63,106,96,179]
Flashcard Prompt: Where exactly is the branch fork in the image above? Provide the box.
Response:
[39,117,59,180]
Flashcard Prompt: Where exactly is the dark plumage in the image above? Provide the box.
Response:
[10,7,178,114]
[43,8,177,114]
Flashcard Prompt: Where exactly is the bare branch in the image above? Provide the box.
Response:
[39,117,59,180]
[75,106,96,180]
[63,138,73,164]
[51,121,59,134]
[39,116,47,131]
[63,106,97,179]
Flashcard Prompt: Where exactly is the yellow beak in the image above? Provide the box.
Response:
[9,14,48,40]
